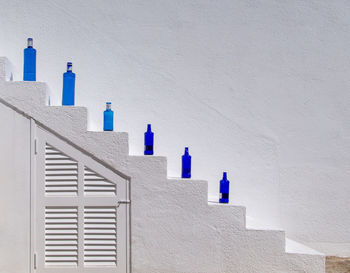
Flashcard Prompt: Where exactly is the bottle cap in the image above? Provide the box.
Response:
[27,38,33,47]
[67,62,73,72]
[106,102,112,109]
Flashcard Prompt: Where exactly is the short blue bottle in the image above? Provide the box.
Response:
[144,124,154,155]
[23,38,36,81]
[181,147,191,178]
[219,172,230,203]
[103,102,114,131]
[62,62,76,106]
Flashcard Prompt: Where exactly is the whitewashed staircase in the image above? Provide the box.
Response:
[0,57,325,273]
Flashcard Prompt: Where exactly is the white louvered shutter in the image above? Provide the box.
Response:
[84,206,117,266]
[44,207,79,267]
[45,144,78,196]
[84,167,116,196]
[33,126,129,273]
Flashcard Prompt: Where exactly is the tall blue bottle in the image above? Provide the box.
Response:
[103,102,114,131]
[62,62,76,106]
[23,38,36,81]
[144,124,154,155]
[219,172,230,203]
[181,147,191,178]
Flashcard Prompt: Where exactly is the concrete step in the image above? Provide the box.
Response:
[0,81,49,110]
[166,178,209,208]
[42,106,88,134]
[208,201,247,230]
[286,238,324,255]
[80,131,129,166]
[282,252,325,273]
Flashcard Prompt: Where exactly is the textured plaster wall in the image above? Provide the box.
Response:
[0,103,31,273]
[0,0,349,256]
[0,75,325,272]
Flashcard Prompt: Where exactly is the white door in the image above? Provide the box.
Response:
[32,125,130,273]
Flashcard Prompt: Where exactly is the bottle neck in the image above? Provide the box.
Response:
[184,147,189,156]
[67,63,73,72]
[221,172,229,184]
[27,38,33,48]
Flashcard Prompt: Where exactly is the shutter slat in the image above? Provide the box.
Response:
[45,144,78,196]
[84,167,116,196]
[84,206,117,266]
[45,207,78,267]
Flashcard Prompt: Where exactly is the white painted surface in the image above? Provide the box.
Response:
[1,0,348,258]
[285,239,323,256]
[0,102,31,273]
[0,60,325,272]
[34,126,129,273]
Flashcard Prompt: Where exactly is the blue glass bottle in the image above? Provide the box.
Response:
[181,147,191,178]
[219,172,230,203]
[103,102,114,131]
[144,124,154,155]
[23,38,36,81]
[62,62,76,106]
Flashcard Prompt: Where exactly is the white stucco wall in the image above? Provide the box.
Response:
[0,103,31,273]
[0,0,349,256]
[0,75,325,272]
